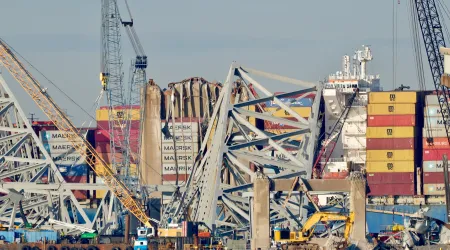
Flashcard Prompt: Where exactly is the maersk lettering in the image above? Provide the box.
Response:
[52,155,81,162]
[167,124,193,131]
[52,144,74,150]
[50,133,78,140]
[163,145,196,151]
[163,155,194,161]
[163,166,193,172]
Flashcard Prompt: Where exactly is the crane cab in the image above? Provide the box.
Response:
[137,227,154,238]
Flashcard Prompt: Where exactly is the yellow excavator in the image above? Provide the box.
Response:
[273,211,354,249]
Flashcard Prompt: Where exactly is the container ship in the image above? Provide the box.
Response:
[320,46,448,234]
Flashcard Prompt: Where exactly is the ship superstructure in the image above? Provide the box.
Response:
[322,46,381,175]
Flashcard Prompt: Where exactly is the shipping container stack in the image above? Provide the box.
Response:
[40,129,92,200]
[262,92,315,175]
[366,92,417,196]
[94,106,140,199]
[422,93,450,196]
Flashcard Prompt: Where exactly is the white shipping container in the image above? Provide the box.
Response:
[43,142,86,155]
[423,117,447,128]
[161,122,199,133]
[423,127,448,138]
[161,143,199,153]
[161,134,199,143]
[423,183,446,195]
[162,153,196,163]
[51,153,86,165]
[423,161,445,173]
[425,94,450,106]
[162,163,194,175]
[424,105,449,117]
[40,131,84,143]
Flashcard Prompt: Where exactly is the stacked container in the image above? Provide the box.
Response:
[262,92,315,175]
[40,130,90,200]
[95,106,140,199]
[422,94,450,196]
[161,118,200,186]
[366,92,417,196]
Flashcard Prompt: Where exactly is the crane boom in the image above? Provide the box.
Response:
[0,39,156,228]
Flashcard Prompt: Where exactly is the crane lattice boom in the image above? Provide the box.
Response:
[0,39,156,228]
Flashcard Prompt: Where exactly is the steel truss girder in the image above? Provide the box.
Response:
[0,73,119,234]
[159,63,324,236]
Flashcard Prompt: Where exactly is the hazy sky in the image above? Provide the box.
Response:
[1,1,449,125]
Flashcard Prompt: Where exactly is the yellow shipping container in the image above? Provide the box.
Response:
[367,104,416,115]
[95,163,137,176]
[96,109,140,121]
[265,107,311,118]
[366,127,414,138]
[366,150,414,162]
[369,92,417,104]
[366,161,414,173]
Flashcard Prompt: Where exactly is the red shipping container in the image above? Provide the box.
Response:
[367,115,416,127]
[264,117,308,129]
[95,142,139,154]
[96,120,141,131]
[366,138,415,150]
[423,172,450,184]
[423,149,450,161]
[368,183,415,196]
[366,172,414,184]
[64,175,87,183]
[94,129,140,143]
[423,137,450,149]
[72,190,88,200]
[322,171,348,179]
[162,174,189,182]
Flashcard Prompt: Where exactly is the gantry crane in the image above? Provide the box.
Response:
[0,39,158,231]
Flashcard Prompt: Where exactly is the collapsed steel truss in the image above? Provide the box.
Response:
[0,73,120,235]
[160,63,323,236]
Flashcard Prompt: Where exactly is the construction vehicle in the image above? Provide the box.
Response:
[273,211,354,249]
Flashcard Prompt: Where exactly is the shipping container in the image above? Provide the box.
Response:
[161,143,199,153]
[40,130,84,143]
[423,127,448,138]
[423,172,450,184]
[96,152,136,164]
[72,190,88,200]
[366,150,414,161]
[423,117,448,128]
[366,161,415,173]
[162,174,189,182]
[162,153,196,164]
[264,117,306,130]
[18,230,59,243]
[366,138,415,150]
[94,129,140,143]
[423,183,446,195]
[423,137,450,149]
[0,231,15,243]
[366,127,415,139]
[43,142,86,155]
[161,121,199,133]
[265,107,311,118]
[369,92,417,104]
[423,149,450,161]
[423,160,445,172]
[95,142,139,154]
[367,172,414,184]
[424,105,449,117]
[367,115,416,127]
[367,183,415,196]
[161,134,200,143]
[265,97,314,108]
[95,163,137,175]
[96,109,140,121]
[425,94,450,106]
[58,165,89,177]
[51,153,86,165]
[162,163,194,175]
[367,104,416,115]
[96,120,141,130]
[63,175,88,183]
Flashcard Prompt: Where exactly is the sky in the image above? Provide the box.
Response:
[1,1,450,125]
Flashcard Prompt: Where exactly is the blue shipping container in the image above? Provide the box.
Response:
[265,97,313,108]
[14,230,58,242]
[0,231,15,243]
